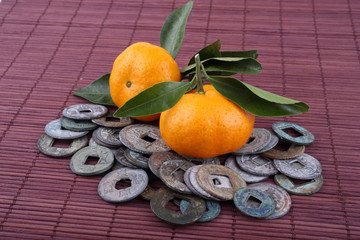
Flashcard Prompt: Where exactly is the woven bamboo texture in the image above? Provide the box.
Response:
[0,0,359,239]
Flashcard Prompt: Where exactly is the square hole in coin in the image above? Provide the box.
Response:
[283,127,303,138]
[85,156,100,165]
[246,137,255,144]
[211,175,233,189]
[290,177,314,187]
[246,195,262,208]
[165,198,182,213]
[141,135,157,143]
[115,179,131,190]
[52,138,73,148]
[79,109,92,113]
[106,116,120,122]
[273,141,291,151]
[172,168,185,181]
[290,160,305,169]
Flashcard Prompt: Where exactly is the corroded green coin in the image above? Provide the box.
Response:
[272,121,315,146]
[37,133,87,158]
[60,116,98,132]
[150,187,206,225]
[70,146,114,176]
[233,187,275,218]
[274,174,323,195]
[180,200,221,222]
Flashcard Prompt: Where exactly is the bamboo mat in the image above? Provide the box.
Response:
[0,0,359,239]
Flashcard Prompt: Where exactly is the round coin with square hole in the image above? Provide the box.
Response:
[60,116,98,132]
[274,174,323,195]
[273,153,322,180]
[70,146,114,176]
[98,168,148,202]
[62,104,108,120]
[233,128,272,155]
[159,159,195,194]
[38,134,88,158]
[249,182,291,219]
[91,111,133,128]
[45,119,88,139]
[272,121,315,146]
[113,147,138,168]
[196,164,247,201]
[93,127,123,148]
[225,156,267,183]
[251,133,279,154]
[185,165,221,201]
[124,149,149,169]
[261,142,305,160]
[180,200,221,222]
[150,187,206,225]
[149,152,185,178]
[236,155,278,176]
[234,187,275,218]
[119,124,170,154]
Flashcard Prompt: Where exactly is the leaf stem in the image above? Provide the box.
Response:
[195,54,205,94]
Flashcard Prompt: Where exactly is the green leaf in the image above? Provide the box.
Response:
[73,73,116,106]
[181,57,262,77]
[113,81,191,117]
[160,1,193,59]
[221,50,258,59]
[207,76,309,117]
[188,40,221,65]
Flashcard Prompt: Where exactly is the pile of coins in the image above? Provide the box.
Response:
[38,103,323,224]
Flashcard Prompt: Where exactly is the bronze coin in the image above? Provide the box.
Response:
[139,185,156,201]
[159,159,195,194]
[150,187,206,225]
[148,151,185,178]
[261,142,305,160]
[113,147,138,169]
[196,164,247,201]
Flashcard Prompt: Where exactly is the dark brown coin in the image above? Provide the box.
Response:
[274,174,323,195]
[196,164,247,201]
[150,187,206,225]
[159,159,195,194]
[119,124,170,154]
[261,142,305,160]
[139,185,155,200]
[38,134,88,158]
[91,111,133,128]
[148,151,185,178]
